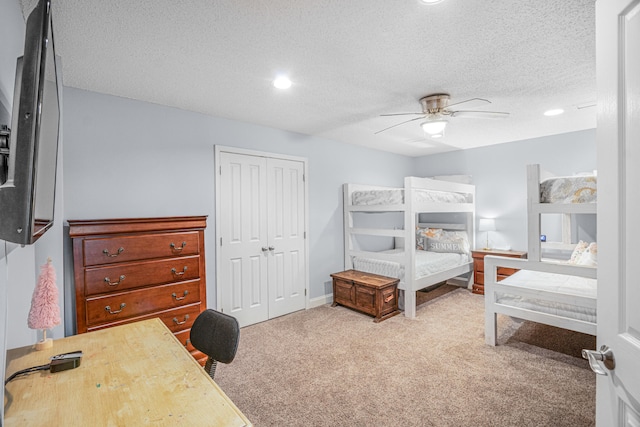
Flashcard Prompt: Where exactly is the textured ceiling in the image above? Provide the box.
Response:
[23,0,596,156]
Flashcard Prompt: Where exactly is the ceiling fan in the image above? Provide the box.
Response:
[376,93,509,136]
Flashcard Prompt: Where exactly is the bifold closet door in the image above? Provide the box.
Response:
[218,152,306,327]
[266,158,306,319]
[219,152,269,327]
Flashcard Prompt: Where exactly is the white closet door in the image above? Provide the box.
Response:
[266,158,306,319]
[218,152,269,327]
[217,149,307,328]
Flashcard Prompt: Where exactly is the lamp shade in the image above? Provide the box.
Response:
[478,218,496,232]
[421,119,448,135]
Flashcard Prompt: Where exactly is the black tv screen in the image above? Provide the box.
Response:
[0,0,61,245]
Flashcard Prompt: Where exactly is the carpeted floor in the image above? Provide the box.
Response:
[214,285,596,427]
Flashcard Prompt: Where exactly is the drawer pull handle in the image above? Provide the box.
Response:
[103,247,124,257]
[172,290,189,301]
[173,314,190,325]
[384,294,394,303]
[170,242,187,252]
[104,275,126,286]
[105,303,126,315]
[171,266,188,276]
[184,338,191,348]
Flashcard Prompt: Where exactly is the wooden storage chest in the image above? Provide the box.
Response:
[330,270,400,322]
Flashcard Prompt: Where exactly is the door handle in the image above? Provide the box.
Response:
[268,246,275,251]
[582,345,615,376]
[262,247,269,252]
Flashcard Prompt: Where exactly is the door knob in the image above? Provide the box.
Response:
[262,247,269,252]
[582,345,615,376]
[268,246,275,251]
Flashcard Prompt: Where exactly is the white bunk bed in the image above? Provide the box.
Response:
[484,164,597,345]
[344,176,476,319]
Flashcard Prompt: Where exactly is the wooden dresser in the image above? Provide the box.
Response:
[330,270,400,322]
[68,216,207,363]
[471,249,527,295]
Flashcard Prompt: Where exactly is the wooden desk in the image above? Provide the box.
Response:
[4,318,251,426]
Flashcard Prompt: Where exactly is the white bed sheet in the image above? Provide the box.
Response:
[540,175,597,204]
[351,249,468,280]
[351,188,471,206]
[496,269,596,323]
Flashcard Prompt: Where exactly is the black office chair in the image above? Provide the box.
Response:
[189,309,240,379]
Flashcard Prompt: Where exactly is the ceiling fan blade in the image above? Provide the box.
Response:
[380,112,424,117]
[445,97,491,109]
[374,116,424,134]
[577,102,596,109]
[450,110,509,119]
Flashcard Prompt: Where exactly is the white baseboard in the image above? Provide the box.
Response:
[309,294,333,309]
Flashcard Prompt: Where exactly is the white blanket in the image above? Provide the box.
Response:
[495,269,596,323]
[352,249,468,280]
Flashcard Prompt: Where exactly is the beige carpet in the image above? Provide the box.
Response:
[214,286,596,427]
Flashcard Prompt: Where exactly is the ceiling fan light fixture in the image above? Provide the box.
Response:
[421,119,448,135]
[273,75,292,89]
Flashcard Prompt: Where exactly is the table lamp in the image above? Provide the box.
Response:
[478,218,496,250]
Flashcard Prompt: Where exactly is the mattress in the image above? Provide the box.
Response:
[351,248,468,280]
[351,188,472,206]
[539,175,597,204]
[495,269,597,323]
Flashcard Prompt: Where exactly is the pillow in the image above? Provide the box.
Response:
[425,236,467,254]
[569,241,589,264]
[577,242,598,266]
[416,227,443,250]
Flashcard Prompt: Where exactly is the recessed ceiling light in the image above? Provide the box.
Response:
[273,76,292,89]
[419,0,445,4]
[543,108,564,116]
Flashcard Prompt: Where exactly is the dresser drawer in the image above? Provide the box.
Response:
[497,267,519,276]
[85,280,202,327]
[175,329,196,352]
[84,255,201,296]
[82,231,200,266]
[157,303,202,333]
[473,259,484,273]
[87,303,202,333]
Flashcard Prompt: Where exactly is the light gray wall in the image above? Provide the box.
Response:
[62,87,413,314]
[413,129,597,252]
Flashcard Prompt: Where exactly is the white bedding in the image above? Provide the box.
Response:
[495,269,596,323]
[351,248,468,280]
[352,188,472,206]
[540,175,597,204]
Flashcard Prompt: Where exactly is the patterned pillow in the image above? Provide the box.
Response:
[577,242,598,266]
[569,241,589,264]
[426,236,468,254]
[416,227,443,250]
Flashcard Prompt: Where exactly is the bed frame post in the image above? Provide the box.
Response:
[404,177,416,318]
[343,184,353,270]
[527,164,542,262]
[484,256,498,346]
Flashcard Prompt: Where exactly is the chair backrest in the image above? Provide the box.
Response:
[190,309,240,365]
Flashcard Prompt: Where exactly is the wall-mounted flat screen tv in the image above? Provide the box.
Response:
[0,0,62,245]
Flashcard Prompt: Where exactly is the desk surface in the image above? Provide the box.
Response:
[4,318,251,426]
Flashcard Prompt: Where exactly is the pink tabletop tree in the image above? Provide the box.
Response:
[28,258,61,350]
